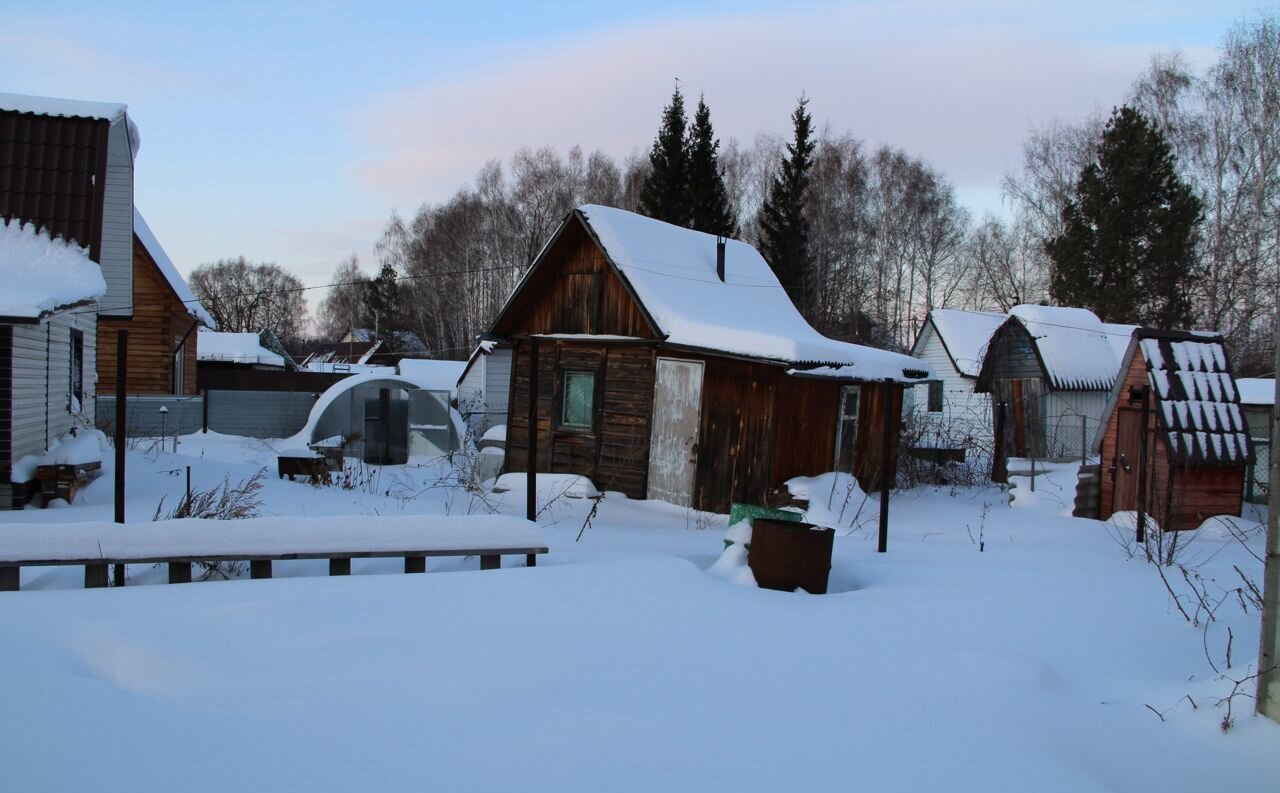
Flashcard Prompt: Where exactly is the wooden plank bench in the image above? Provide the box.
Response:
[0,515,547,592]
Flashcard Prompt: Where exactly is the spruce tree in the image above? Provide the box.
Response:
[685,95,738,238]
[364,262,403,335]
[757,95,816,312]
[1046,105,1202,328]
[638,85,689,226]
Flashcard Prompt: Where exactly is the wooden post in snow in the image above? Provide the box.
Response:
[526,337,539,523]
[112,329,127,587]
[877,380,893,553]
[1256,312,1280,721]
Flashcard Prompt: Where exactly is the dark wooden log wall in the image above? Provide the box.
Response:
[492,220,656,339]
[98,235,198,395]
[506,339,656,499]
[1099,346,1247,531]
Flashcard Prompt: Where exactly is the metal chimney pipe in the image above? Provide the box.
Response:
[716,236,726,282]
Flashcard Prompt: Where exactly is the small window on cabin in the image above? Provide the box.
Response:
[927,380,943,412]
[69,329,84,412]
[834,386,860,474]
[561,371,596,430]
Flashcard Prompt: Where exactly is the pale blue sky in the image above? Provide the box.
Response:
[1,1,1265,310]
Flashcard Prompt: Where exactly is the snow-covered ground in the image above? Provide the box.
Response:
[0,432,1276,791]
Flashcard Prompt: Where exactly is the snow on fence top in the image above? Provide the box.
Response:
[924,309,1007,377]
[1009,304,1120,391]
[0,514,544,564]
[133,208,216,328]
[0,218,106,318]
[579,205,930,383]
[1236,378,1276,406]
[197,328,285,366]
[1138,334,1252,465]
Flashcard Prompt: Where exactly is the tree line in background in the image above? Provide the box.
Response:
[191,14,1276,375]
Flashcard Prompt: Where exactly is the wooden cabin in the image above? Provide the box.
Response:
[1092,329,1252,531]
[489,205,932,513]
[975,305,1130,460]
[97,208,214,395]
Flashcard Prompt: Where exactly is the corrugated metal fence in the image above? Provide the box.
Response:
[97,390,321,439]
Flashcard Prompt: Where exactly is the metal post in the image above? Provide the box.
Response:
[991,400,1008,484]
[877,380,894,554]
[1135,387,1151,546]
[1081,414,1088,464]
[113,330,127,587]
[185,466,192,508]
[526,337,539,523]
[201,388,209,433]
[1256,309,1280,720]
[1030,456,1036,493]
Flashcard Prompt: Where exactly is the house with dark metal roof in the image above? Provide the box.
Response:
[1091,329,1252,530]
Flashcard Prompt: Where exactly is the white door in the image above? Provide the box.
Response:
[647,358,704,506]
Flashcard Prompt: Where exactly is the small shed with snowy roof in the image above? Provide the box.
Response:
[909,308,1006,446]
[487,205,932,512]
[975,305,1130,460]
[1092,329,1252,531]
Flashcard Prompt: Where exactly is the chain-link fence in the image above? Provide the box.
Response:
[1246,438,1270,504]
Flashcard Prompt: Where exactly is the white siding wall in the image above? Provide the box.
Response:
[1043,390,1109,460]
[98,119,134,318]
[456,347,512,438]
[910,326,994,447]
[10,311,97,478]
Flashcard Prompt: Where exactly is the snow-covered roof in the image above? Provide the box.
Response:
[1236,378,1275,407]
[133,208,216,328]
[1100,323,1138,365]
[197,328,285,367]
[0,91,127,122]
[1137,334,1252,465]
[0,218,106,319]
[1008,305,1120,391]
[918,309,1006,378]
[0,91,140,159]
[576,206,929,383]
[397,359,466,393]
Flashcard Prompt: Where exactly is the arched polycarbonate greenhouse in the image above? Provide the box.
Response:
[303,373,462,464]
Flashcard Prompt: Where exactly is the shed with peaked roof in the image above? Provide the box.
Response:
[1091,329,1252,530]
[488,205,932,512]
[975,305,1133,460]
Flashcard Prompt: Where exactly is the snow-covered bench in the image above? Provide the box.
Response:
[0,515,547,591]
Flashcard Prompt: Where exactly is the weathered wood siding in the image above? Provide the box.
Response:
[853,381,903,491]
[691,355,777,514]
[1099,347,1246,530]
[981,322,1044,384]
[98,119,134,318]
[491,220,657,339]
[770,374,840,488]
[506,339,656,498]
[98,235,199,395]
[8,311,97,482]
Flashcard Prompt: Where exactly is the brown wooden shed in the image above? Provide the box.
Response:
[489,205,931,514]
[1092,329,1252,531]
[96,209,213,395]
